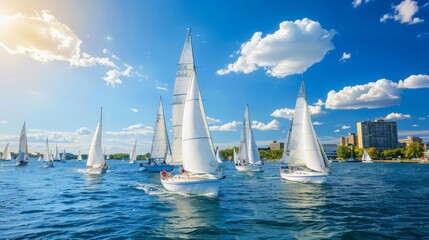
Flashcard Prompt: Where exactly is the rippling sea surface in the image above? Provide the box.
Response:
[1,160,428,239]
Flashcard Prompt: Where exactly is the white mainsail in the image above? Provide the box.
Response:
[53,146,60,161]
[238,105,260,164]
[182,72,218,174]
[62,149,67,161]
[2,143,12,160]
[150,96,172,162]
[87,108,105,167]
[288,82,330,172]
[362,149,372,162]
[130,140,137,163]
[171,29,195,165]
[43,138,51,161]
[233,148,239,164]
[16,122,28,162]
[215,146,224,164]
[77,150,82,160]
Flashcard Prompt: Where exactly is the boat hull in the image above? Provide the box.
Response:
[161,175,221,197]
[144,164,174,173]
[86,167,107,174]
[235,164,263,172]
[44,161,54,168]
[362,160,373,163]
[16,161,29,166]
[281,171,328,183]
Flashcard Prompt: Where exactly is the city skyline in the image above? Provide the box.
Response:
[0,0,428,155]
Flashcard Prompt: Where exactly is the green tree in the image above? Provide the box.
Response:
[405,142,424,159]
[337,146,351,159]
[355,147,363,158]
[367,147,380,158]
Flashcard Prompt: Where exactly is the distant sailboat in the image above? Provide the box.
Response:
[77,150,82,161]
[43,137,54,168]
[235,105,263,172]
[144,96,174,172]
[215,146,226,174]
[53,146,61,162]
[16,122,29,166]
[129,140,137,164]
[233,148,239,165]
[38,155,42,161]
[61,148,66,162]
[161,30,222,197]
[1,143,12,161]
[362,149,373,163]
[86,107,108,174]
[280,81,331,183]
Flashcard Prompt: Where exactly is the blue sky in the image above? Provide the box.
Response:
[0,0,428,155]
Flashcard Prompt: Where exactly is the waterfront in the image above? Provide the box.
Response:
[1,161,428,239]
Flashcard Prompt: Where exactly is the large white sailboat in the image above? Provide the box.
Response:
[77,150,82,161]
[362,149,373,163]
[53,146,61,162]
[280,81,331,183]
[129,140,137,164]
[16,122,29,166]
[144,96,174,172]
[1,143,12,161]
[43,137,54,168]
[161,30,223,197]
[86,108,108,174]
[235,105,263,172]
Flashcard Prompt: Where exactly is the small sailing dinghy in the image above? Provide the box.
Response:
[43,137,54,168]
[280,81,331,183]
[144,96,174,172]
[361,149,373,163]
[1,143,12,161]
[129,140,137,164]
[86,107,108,174]
[77,150,82,161]
[235,105,263,172]
[161,30,222,197]
[16,122,29,166]
[53,146,61,162]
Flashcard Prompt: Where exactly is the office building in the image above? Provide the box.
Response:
[357,119,398,151]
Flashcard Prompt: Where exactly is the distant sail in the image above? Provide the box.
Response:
[87,108,105,167]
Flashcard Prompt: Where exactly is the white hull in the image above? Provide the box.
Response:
[281,171,329,183]
[161,175,221,197]
[86,166,107,174]
[235,164,263,172]
[129,161,136,164]
[362,160,373,163]
[144,164,174,172]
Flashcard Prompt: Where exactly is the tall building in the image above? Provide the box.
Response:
[339,133,358,146]
[398,136,423,147]
[357,119,398,150]
[269,141,284,150]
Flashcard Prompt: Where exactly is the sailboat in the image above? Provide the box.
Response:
[235,105,263,172]
[43,137,54,168]
[86,107,108,174]
[144,96,174,172]
[161,30,223,197]
[52,146,61,162]
[280,81,331,183]
[61,148,66,162]
[16,122,29,166]
[129,140,137,164]
[362,149,373,163]
[215,146,226,175]
[77,150,82,161]
[233,148,239,165]
[38,155,42,161]
[1,143,12,161]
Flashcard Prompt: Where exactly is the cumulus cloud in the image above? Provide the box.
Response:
[352,0,370,8]
[106,35,113,41]
[209,121,241,132]
[384,112,411,120]
[398,74,429,89]
[271,99,326,119]
[313,121,324,125]
[207,117,221,124]
[340,52,351,62]
[216,18,336,78]
[74,127,92,135]
[0,11,116,67]
[251,120,281,131]
[106,124,153,136]
[380,0,424,24]
[27,129,76,143]
[130,108,138,113]
[342,125,351,129]
[334,129,340,133]
[102,48,109,54]
[102,69,123,86]
[0,120,7,124]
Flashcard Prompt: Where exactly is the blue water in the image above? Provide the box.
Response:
[1,160,428,239]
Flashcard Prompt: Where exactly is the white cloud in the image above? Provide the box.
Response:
[130,108,138,113]
[207,117,221,124]
[352,0,370,8]
[122,64,133,77]
[216,18,336,78]
[106,123,153,136]
[342,125,351,129]
[271,99,326,119]
[102,48,109,54]
[0,120,7,124]
[340,52,351,62]
[334,129,340,133]
[156,86,168,92]
[313,121,324,125]
[251,120,281,131]
[399,129,429,137]
[102,69,123,86]
[209,121,241,132]
[398,74,429,89]
[111,54,121,60]
[27,129,77,143]
[0,11,115,68]
[384,112,411,120]
[418,117,426,120]
[412,124,419,127]
[106,35,113,41]
[380,0,424,24]
[74,127,92,135]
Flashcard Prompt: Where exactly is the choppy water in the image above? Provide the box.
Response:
[1,160,428,239]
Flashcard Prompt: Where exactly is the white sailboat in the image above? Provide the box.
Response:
[215,146,226,175]
[53,146,61,162]
[280,81,331,183]
[16,122,29,166]
[1,143,12,161]
[129,140,137,164]
[235,105,263,172]
[43,137,54,168]
[233,148,239,165]
[144,96,174,172]
[161,30,222,197]
[38,155,42,161]
[61,148,66,162]
[362,149,373,163]
[86,107,108,174]
[77,150,82,161]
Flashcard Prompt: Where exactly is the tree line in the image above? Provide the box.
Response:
[336,142,425,160]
